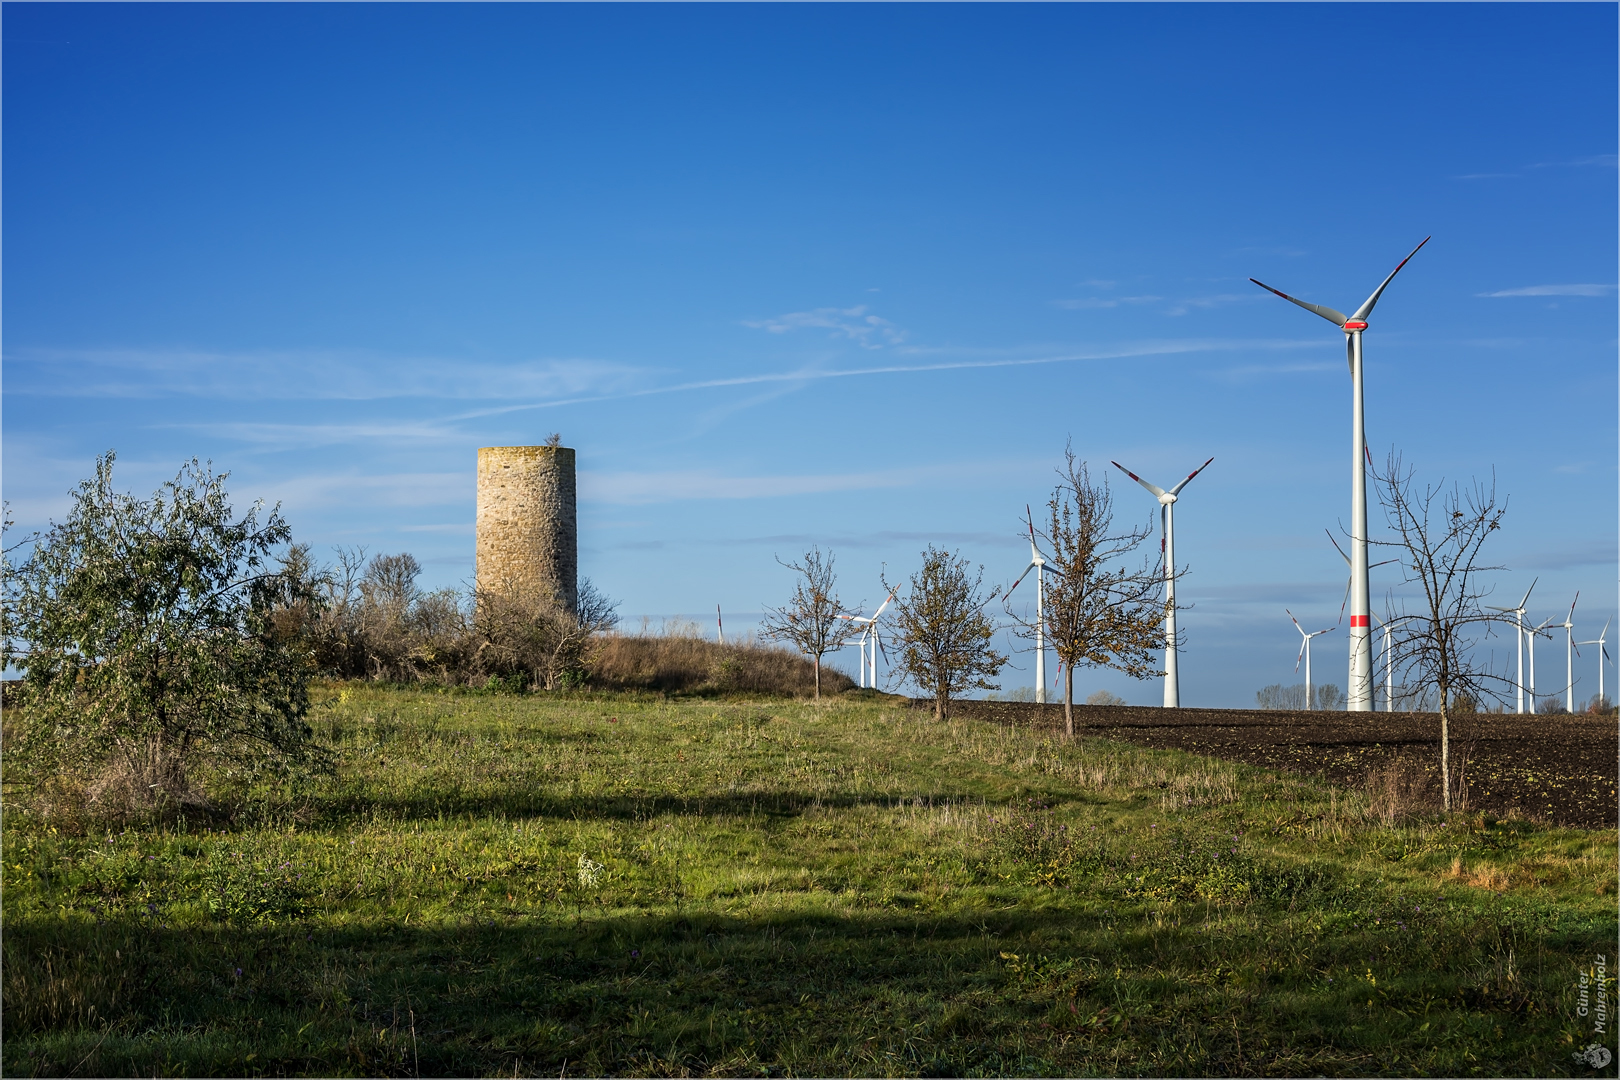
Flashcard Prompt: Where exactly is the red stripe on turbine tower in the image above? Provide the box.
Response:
[1351,615,1370,628]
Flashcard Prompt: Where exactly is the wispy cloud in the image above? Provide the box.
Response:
[713,529,1012,549]
[1527,154,1618,169]
[742,305,906,348]
[1457,154,1617,180]
[398,523,475,534]
[1513,540,1619,571]
[1165,293,1264,317]
[580,459,1033,505]
[1053,295,1160,310]
[1478,284,1616,298]
[1211,360,1339,382]
[452,336,1322,422]
[159,420,467,449]
[3,347,643,402]
[252,471,468,512]
[1053,292,1263,315]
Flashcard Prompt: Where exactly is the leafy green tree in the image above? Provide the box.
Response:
[2,453,322,813]
[885,546,1007,720]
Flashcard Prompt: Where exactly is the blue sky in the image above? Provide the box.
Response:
[5,3,1615,706]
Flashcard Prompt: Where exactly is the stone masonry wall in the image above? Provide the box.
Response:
[476,445,577,613]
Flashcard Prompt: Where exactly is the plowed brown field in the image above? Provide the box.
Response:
[933,699,1618,828]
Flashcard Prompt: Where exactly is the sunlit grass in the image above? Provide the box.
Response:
[4,684,1613,1076]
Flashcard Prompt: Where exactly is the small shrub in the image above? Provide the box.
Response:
[1084,690,1126,707]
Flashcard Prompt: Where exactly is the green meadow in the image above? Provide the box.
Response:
[4,685,1614,1077]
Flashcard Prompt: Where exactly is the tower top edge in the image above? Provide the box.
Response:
[478,445,574,456]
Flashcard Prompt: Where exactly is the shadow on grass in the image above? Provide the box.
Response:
[5,897,1592,1078]
[297,788,1032,828]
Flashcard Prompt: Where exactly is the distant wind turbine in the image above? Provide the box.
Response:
[1252,237,1430,711]
[1553,594,1579,713]
[1006,508,1055,704]
[1288,609,1336,711]
[1487,579,1537,713]
[839,591,897,690]
[1371,612,1415,712]
[1527,614,1555,711]
[1112,457,1215,707]
[1576,618,1611,704]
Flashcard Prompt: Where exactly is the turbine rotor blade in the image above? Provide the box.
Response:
[1326,529,1351,566]
[1250,278,1349,327]
[1111,461,1165,498]
[1167,456,1215,496]
[1350,236,1432,322]
[1007,563,1038,596]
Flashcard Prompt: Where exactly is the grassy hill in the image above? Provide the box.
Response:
[4,686,1614,1076]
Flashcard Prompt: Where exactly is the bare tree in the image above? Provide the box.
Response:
[884,546,1007,720]
[1372,452,1510,811]
[759,547,859,700]
[1019,447,1164,737]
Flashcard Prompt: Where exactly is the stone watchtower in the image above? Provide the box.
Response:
[476,444,577,613]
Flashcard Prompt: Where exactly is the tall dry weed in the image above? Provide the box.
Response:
[1365,757,1432,825]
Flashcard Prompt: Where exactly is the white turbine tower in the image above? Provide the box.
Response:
[1325,530,1396,707]
[1553,593,1579,713]
[1487,579,1537,714]
[841,592,896,690]
[1576,619,1611,705]
[1112,457,1215,707]
[1527,614,1554,712]
[1006,510,1054,704]
[1288,609,1336,711]
[1252,237,1430,712]
[1371,612,1415,712]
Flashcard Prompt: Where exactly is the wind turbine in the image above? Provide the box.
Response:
[1487,578,1537,713]
[840,592,896,690]
[1006,509,1055,703]
[1576,618,1611,704]
[1112,457,1215,707]
[1288,609,1336,711]
[1252,237,1430,712]
[1370,612,1417,711]
[1527,614,1555,712]
[1553,594,1579,713]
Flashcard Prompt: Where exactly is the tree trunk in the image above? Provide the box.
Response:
[1439,699,1451,811]
[813,656,821,700]
[935,676,946,721]
[1064,664,1075,738]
